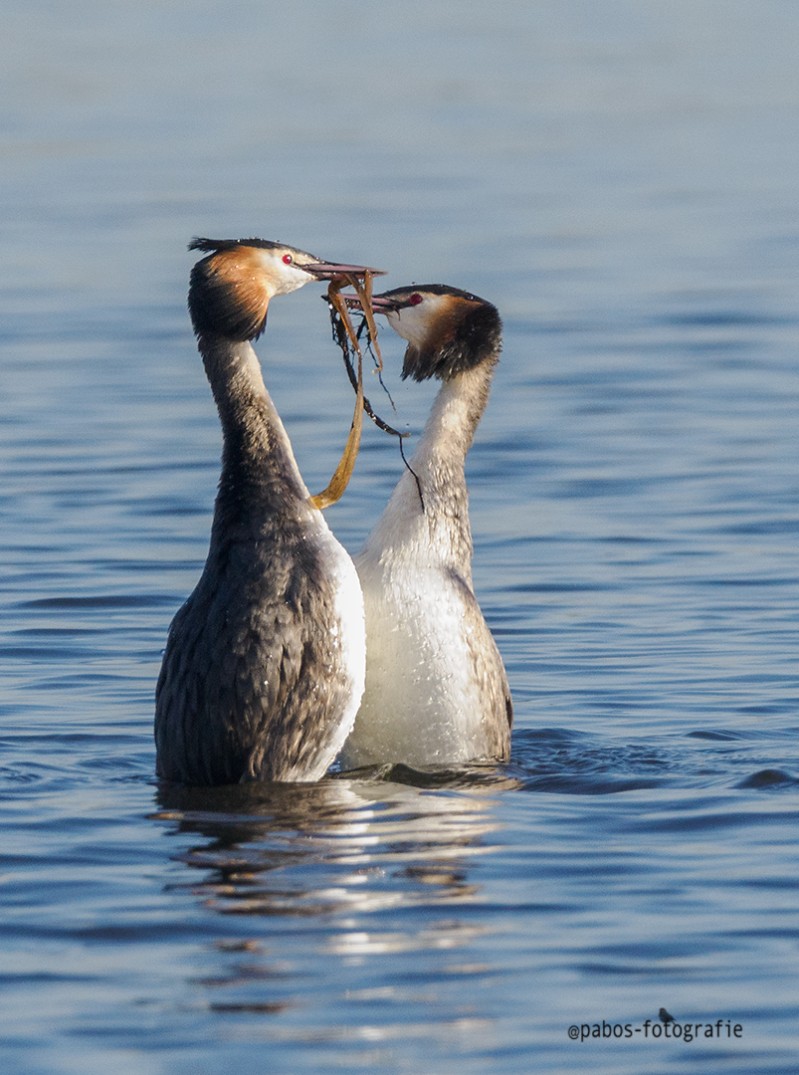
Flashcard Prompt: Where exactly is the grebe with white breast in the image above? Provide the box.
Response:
[155,237,378,786]
[338,284,512,769]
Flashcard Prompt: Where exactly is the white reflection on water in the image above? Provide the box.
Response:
[155,772,505,916]
[152,771,512,1052]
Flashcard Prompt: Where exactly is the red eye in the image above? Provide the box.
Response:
[282,254,293,265]
[409,293,423,306]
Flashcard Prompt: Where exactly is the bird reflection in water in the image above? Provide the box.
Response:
[152,769,516,1018]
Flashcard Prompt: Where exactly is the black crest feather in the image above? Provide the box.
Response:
[402,294,502,383]
[188,236,282,254]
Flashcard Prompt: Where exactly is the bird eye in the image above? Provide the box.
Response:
[282,254,293,265]
[409,293,423,306]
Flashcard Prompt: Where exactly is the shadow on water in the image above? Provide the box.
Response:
[508,727,799,795]
[509,728,671,794]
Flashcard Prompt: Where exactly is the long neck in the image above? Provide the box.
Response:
[198,333,310,530]
[363,358,496,579]
[413,357,495,478]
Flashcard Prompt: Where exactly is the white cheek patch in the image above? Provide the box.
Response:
[250,249,314,298]
[388,295,452,348]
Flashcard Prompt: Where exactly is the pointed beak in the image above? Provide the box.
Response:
[301,260,386,281]
[342,293,398,313]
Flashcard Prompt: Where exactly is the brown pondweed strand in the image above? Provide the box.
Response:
[308,272,373,510]
[328,302,404,437]
[328,272,383,373]
[324,285,426,513]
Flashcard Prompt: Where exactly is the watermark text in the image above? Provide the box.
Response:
[568,1019,743,1044]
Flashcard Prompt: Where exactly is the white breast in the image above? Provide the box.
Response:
[281,516,366,782]
[338,526,488,770]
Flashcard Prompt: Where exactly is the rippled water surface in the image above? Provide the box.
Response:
[2,3,798,1072]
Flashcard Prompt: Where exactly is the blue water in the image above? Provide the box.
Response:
[2,3,798,1072]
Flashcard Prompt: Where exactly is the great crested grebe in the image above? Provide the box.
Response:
[155,237,377,786]
[339,284,513,769]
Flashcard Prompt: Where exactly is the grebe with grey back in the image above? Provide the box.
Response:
[155,238,377,785]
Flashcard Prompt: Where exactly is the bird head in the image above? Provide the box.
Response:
[188,237,383,341]
[346,284,502,382]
